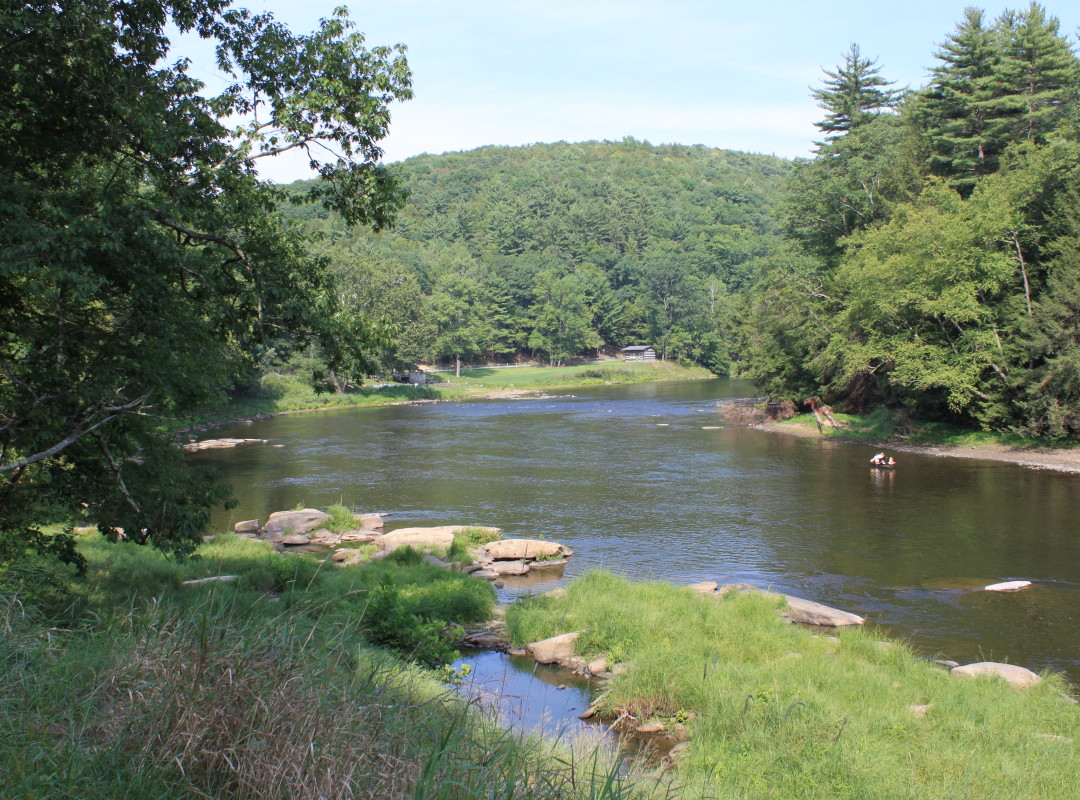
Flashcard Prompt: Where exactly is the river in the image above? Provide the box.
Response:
[191,378,1080,683]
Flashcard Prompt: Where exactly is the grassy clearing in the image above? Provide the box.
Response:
[776,406,1080,449]
[1,536,663,800]
[172,362,711,433]
[507,571,1080,800]
[430,361,713,395]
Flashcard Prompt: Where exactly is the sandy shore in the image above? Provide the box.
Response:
[751,420,1080,474]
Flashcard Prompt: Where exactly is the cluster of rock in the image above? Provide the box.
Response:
[232,509,573,578]
[464,538,573,580]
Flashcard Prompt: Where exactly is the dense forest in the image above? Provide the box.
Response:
[742,3,1080,437]
[284,141,789,375]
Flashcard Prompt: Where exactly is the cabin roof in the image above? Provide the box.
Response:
[621,345,654,352]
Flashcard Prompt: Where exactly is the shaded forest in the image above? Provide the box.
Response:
[742,3,1080,438]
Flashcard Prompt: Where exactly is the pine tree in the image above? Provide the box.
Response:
[812,44,903,137]
[917,7,1007,191]
[995,2,1078,144]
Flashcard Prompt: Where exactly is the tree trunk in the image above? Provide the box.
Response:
[455,354,461,378]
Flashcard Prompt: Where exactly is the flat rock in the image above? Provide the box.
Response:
[984,580,1032,592]
[233,519,260,534]
[377,527,457,551]
[635,720,666,734]
[359,513,384,529]
[544,587,567,599]
[263,509,331,535]
[529,558,567,569]
[422,554,452,569]
[259,531,283,543]
[491,559,530,575]
[587,657,608,675]
[339,530,379,542]
[484,538,563,560]
[687,580,718,593]
[718,582,865,627]
[472,569,500,580]
[181,437,266,452]
[526,631,581,664]
[281,533,311,546]
[952,662,1041,688]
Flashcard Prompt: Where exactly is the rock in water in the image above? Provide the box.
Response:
[951,662,1041,688]
[483,539,563,560]
[491,559,530,575]
[687,580,718,593]
[263,509,331,535]
[233,519,260,533]
[984,580,1032,592]
[526,632,581,664]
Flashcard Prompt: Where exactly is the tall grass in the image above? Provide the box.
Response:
[508,571,1080,799]
[1,541,670,799]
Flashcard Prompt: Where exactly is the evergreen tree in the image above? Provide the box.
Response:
[917,7,1008,191]
[812,44,902,138]
[995,3,1078,144]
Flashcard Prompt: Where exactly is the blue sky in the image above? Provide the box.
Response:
[175,1,1080,182]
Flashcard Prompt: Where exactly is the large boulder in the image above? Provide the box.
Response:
[377,526,457,551]
[263,509,331,536]
[233,519,260,534]
[527,632,581,664]
[951,662,1042,688]
[483,538,563,561]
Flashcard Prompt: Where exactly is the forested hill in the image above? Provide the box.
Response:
[285,139,790,373]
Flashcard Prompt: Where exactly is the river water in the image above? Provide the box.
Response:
[191,379,1080,683]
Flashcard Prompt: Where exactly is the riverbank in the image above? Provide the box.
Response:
[1,532,649,800]
[177,361,713,434]
[747,408,1080,474]
[508,571,1080,799]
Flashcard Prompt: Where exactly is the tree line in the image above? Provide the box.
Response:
[740,2,1080,438]
[284,140,789,377]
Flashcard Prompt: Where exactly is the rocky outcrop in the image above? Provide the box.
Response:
[263,509,331,536]
[951,662,1042,688]
[233,519,260,533]
[359,513,384,529]
[717,583,865,627]
[526,632,581,664]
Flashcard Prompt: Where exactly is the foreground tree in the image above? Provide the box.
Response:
[0,1,412,577]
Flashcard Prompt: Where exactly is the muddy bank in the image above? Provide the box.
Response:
[751,419,1080,474]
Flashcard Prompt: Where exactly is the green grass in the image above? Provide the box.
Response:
[507,571,1080,800]
[1,536,662,800]
[447,526,504,563]
[325,502,361,533]
[430,361,713,394]
[777,405,1080,449]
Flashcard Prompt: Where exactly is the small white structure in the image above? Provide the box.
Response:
[621,345,656,362]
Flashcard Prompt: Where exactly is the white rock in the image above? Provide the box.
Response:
[984,580,1032,592]
[951,662,1042,688]
[718,583,865,627]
